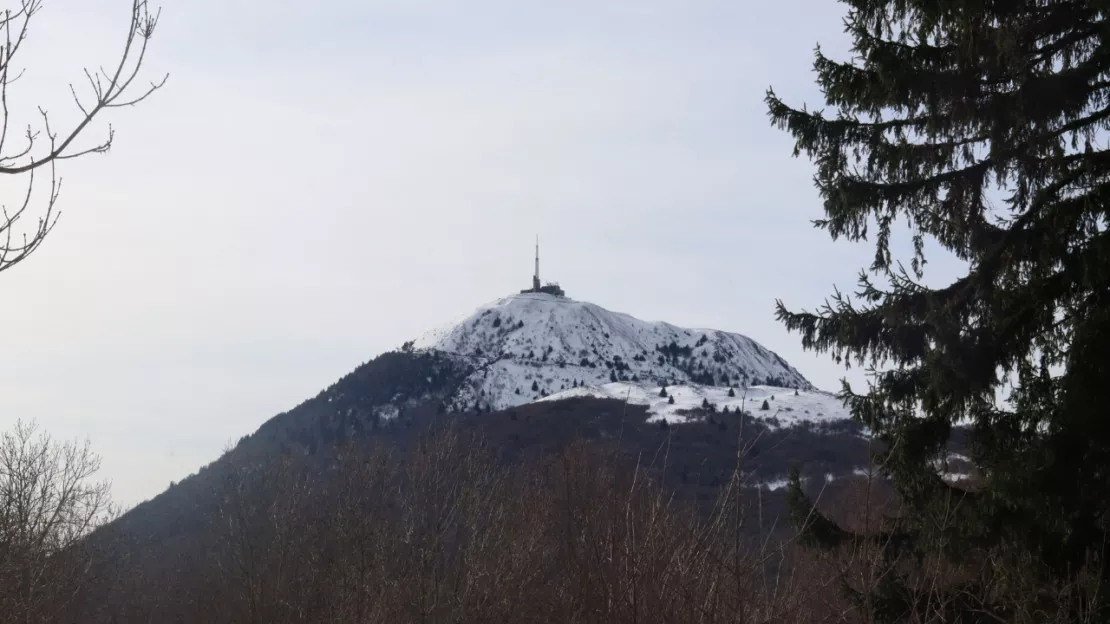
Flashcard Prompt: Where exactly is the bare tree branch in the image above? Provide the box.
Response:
[0,0,166,274]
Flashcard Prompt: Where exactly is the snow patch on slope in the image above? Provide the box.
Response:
[539,383,850,426]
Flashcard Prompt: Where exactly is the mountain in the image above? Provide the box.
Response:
[239,291,852,459]
[409,292,824,418]
[68,290,977,622]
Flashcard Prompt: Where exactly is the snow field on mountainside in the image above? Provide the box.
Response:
[539,382,851,426]
[411,293,815,413]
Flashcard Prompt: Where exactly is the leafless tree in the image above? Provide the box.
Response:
[0,0,165,273]
[0,419,115,623]
[69,423,857,623]
[206,445,316,624]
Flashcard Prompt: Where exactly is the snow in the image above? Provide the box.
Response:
[758,478,792,491]
[538,382,851,426]
[745,464,974,492]
[377,404,400,421]
[410,293,818,415]
[854,463,974,484]
[751,473,831,491]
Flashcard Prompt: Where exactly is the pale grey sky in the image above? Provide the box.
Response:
[0,0,966,506]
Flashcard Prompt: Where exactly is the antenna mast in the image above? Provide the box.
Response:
[533,235,541,291]
[520,234,565,297]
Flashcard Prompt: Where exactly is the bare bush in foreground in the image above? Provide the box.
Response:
[0,419,114,623]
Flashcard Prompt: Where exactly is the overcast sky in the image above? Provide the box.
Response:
[0,0,966,506]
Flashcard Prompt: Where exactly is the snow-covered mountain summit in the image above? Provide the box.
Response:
[408,292,820,417]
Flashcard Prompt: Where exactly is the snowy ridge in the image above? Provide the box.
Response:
[409,293,818,414]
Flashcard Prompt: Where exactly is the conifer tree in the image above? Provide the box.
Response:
[768,1,1110,619]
